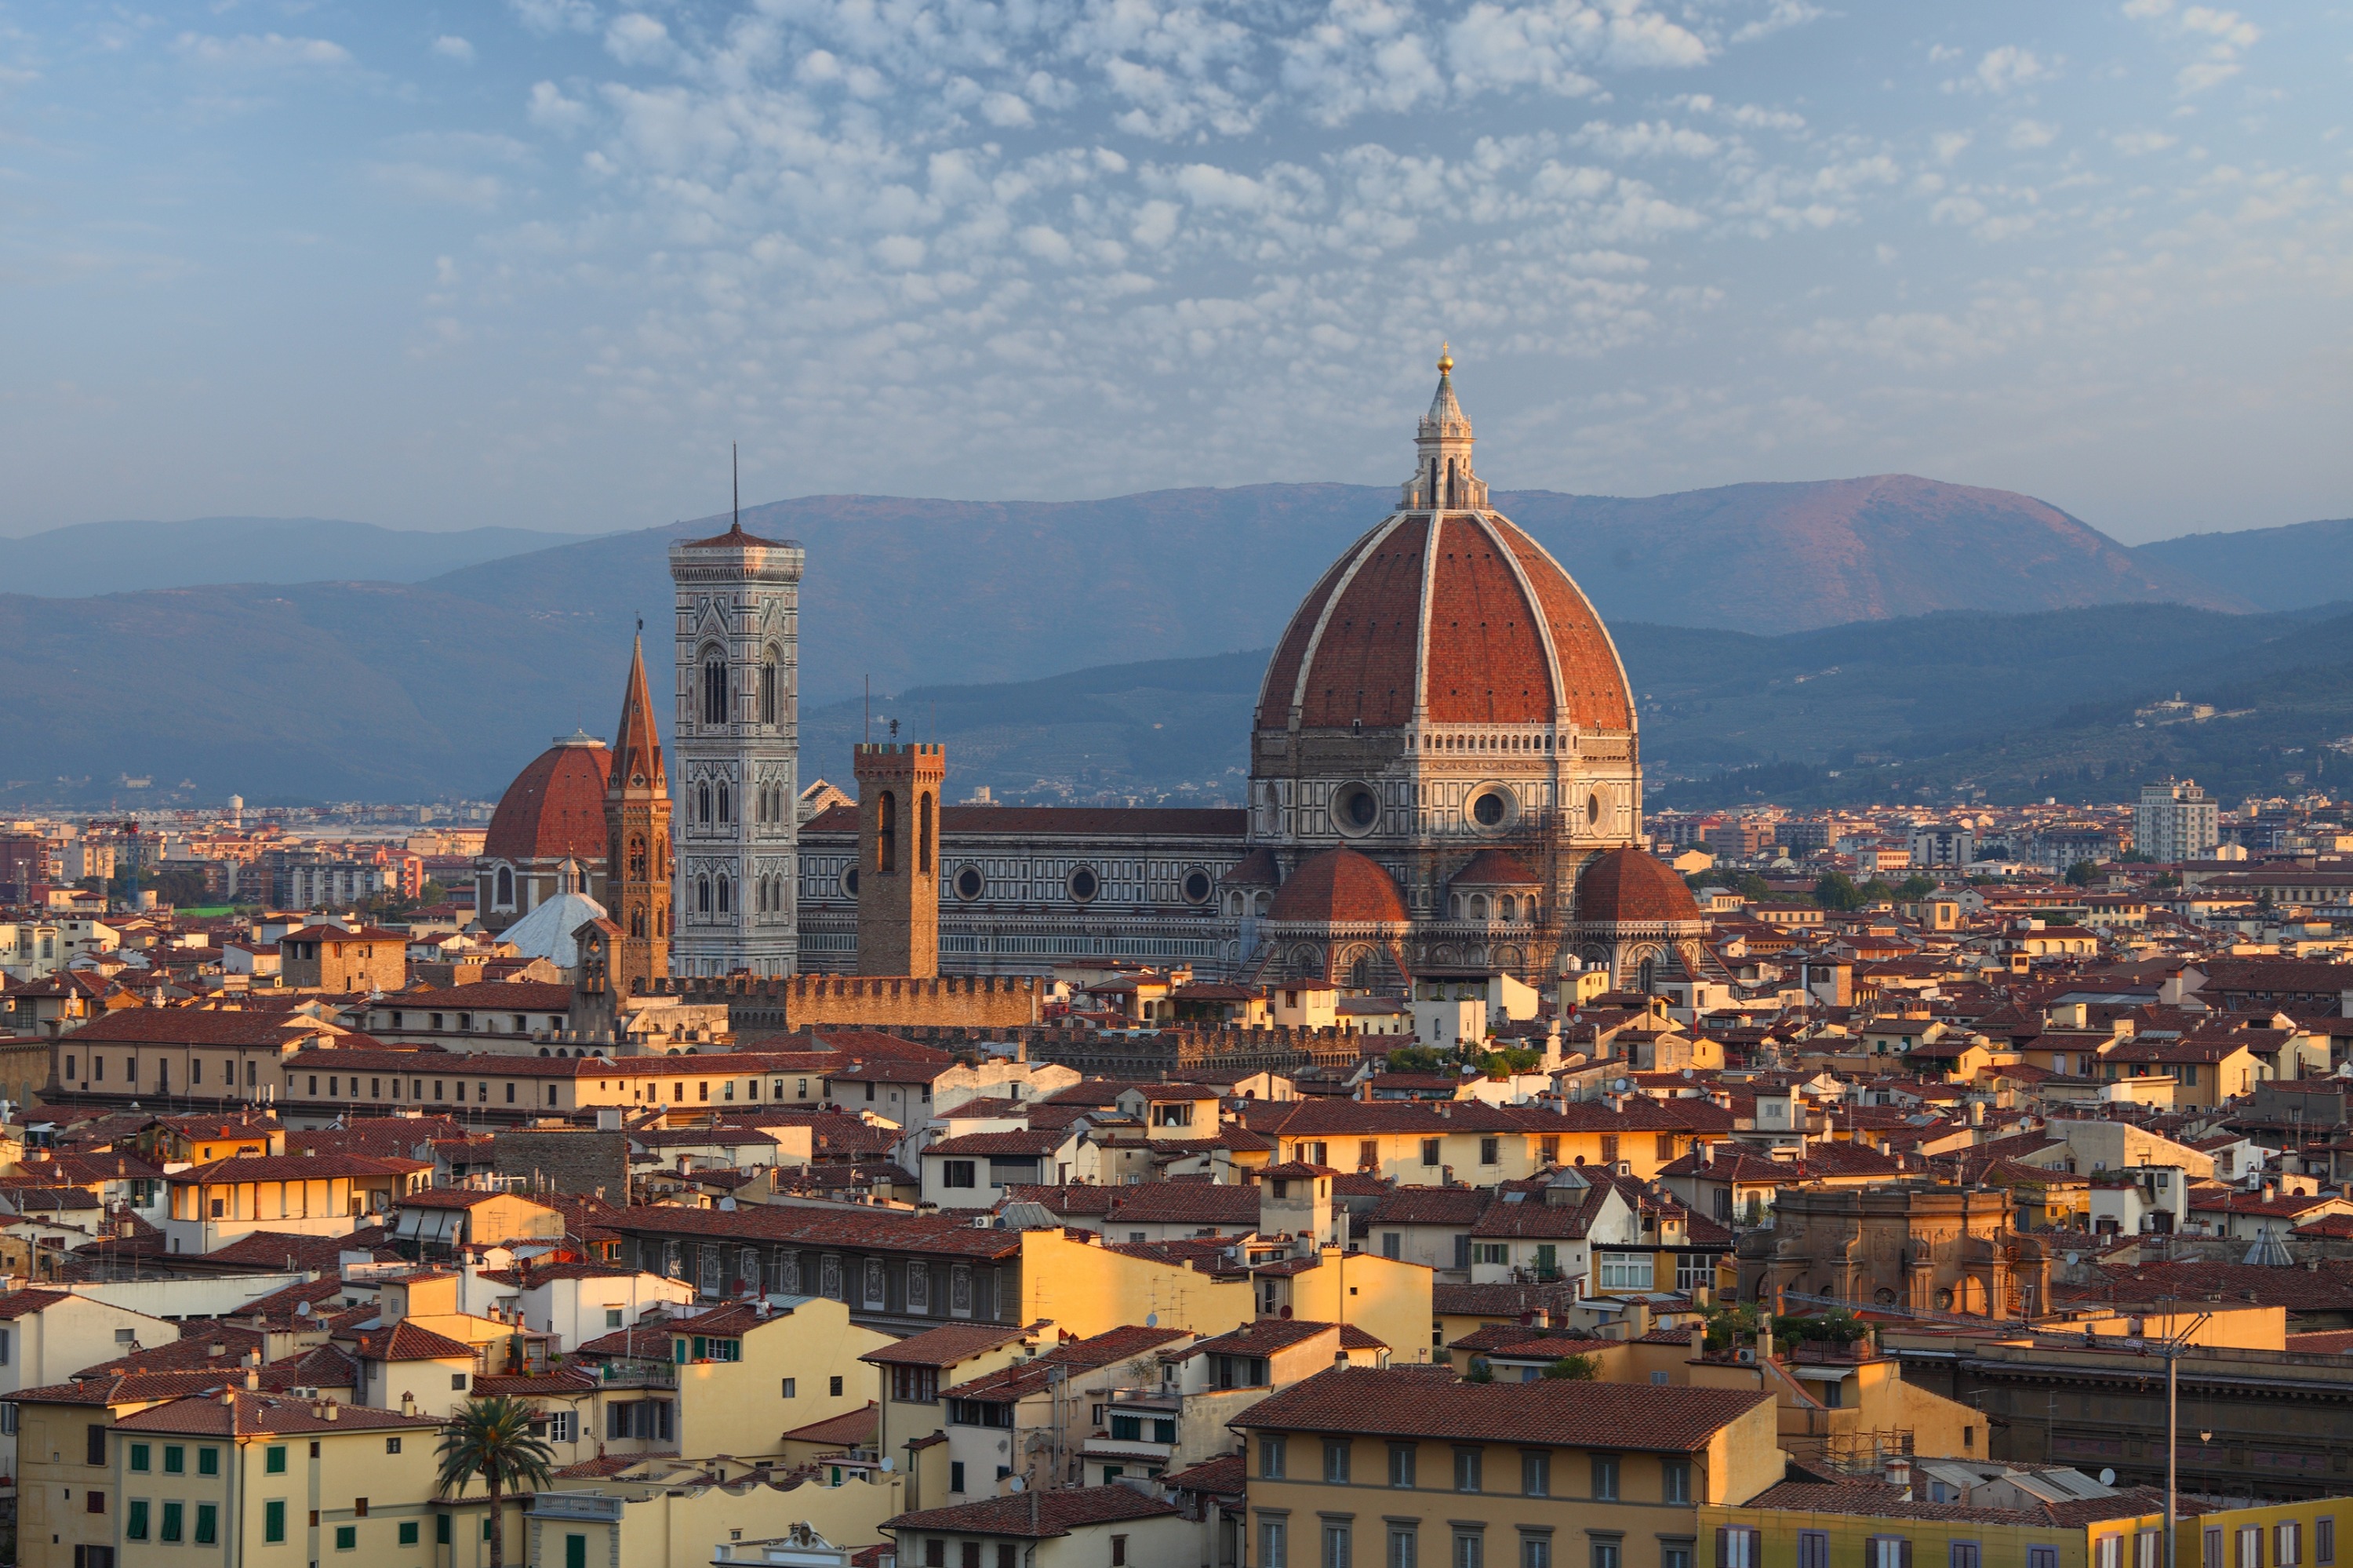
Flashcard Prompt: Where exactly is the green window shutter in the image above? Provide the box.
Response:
[266,1445,287,1474]
[437,1515,453,1544]
[401,1523,421,1546]
[336,1525,357,1550]
[127,1501,151,1541]
[568,1533,589,1568]
[265,1501,286,1543]
[195,1504,219,1545]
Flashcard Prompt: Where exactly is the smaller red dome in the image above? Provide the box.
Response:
[1449,849,1542,889]
[484,736,613,863]
[1269,848,1409,925]
[1575,848,1701,925]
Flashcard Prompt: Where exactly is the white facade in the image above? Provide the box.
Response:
[0,1293,182,1479]
[671,522,804,977]
[2136,778,2219,863]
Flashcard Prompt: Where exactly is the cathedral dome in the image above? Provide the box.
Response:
[484,733,613,863]
[1267,847,1410,925]
[1573,847,1700,926]
[1253,358,1634,738]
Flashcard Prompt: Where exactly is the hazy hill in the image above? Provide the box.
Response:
[0,517,594,596]
[2134,518,2353,612]
[428,474,2234,705]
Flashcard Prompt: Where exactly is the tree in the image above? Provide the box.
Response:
[1813,871,1861,911]
[1895,873,1937,900]
[1464,1359,1495,1384]
[2064,860,2099,888]
[1541,1354,1598,1380]
[435,1395,555,1568]
[1475,1045,1544,1079]
[1385,1046,1448,1073]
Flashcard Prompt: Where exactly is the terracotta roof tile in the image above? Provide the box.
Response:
[1231,1365,1769,1452]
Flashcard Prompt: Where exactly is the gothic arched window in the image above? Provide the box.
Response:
[494,867,513,908]
[702,653,729,726]
[628,835,647,882]
[918,792,933,875]
[630,907,646,938]
[875,790,897,874]
[717,783,731,824]
[760,649,780,726]
[696,875,711,915]
[698,783,711,824]
[715,875,731,914]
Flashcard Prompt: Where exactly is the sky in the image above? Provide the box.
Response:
[1,0,2348,544]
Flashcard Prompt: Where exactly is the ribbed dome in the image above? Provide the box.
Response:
[1254,362,1633,737]
[483,735,612,862]
[1449,849,1542,889]
[1268,848,1410,925]
[1574,848,1700,926]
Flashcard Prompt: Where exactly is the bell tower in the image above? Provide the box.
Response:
[853,742,943,977]
[605,633,672,1003]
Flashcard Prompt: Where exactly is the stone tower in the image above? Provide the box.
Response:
[853,742,943,977]
[670,508,803,978]
[603,635,672,1002]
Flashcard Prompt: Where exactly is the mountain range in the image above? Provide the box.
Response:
[1,475,2346,806]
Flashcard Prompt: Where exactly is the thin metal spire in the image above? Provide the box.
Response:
[732,442,740,532]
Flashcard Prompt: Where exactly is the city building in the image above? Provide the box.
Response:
[2137,778,2220,863]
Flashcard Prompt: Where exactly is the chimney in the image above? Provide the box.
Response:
[243,1367,259,1391]
[1689,1324,1705,1358]
[1883,1455,1912,1499]
[401,1391,416,1417]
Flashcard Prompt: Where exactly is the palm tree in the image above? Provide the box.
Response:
[435,1395,556,1568]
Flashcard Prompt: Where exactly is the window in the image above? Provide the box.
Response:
[549,1410,576,1443]
[195,1504,218,1546]
[2282,1526,2306,1568]
[1588,1541,1618,1568]
[161,1501,184,1543]
[1391,1527,1420,1568]
[264,1501,286,1544]
[1522,1537,1552,1568]
[1950,1544,1980,1568]
[1326,1522,1354,1568]
[1878,1540,1918,1568]
[2241,1530,2264,1568]
[1598,1254,1649,1290]
[951,1461,966,1492]
[162,1444,184,1474]
[1454,1532,1484,1568]
[1589,1453,1617,1501]
[265,1445,286,1474]
[85,1491,105,1515]
[1114,1537,1129,1568]
[1262,1437,1288,1479]
[2209,1533,2226,1568]
[894,1366,941,1404]
[198,1446,220,1475]
[782,1379,797,1399]
[336,1525,357,1551]
[702,655,729,725]
[1453,1446,1482,1493]
[1798,1534,1829,1568]
[1664,1544,1694,1568]
[1480,1137,1500,1166]
[127,1501,150,1541]
[1475,1243,1509,1266]
[1384,1233,1402,1260]
[944,1160,977,1189]
[926,1544,946,1568]
[1388,1443,1417,1488]
[1661,1459,1690,1504]
[129,1442,149,1472]
[831,1377,844,1397]
[2318,1519,2336,1566]
[1325,1439,1352,1483]
[1522,1450,1551,1497]
[567,1533,587,1568]
[1264,1519,1290,1568]
[1717,1528,1759,1568]
[402,1523,421,1547]
[440,1516,453,1545]
[2139,1537,2162,1568]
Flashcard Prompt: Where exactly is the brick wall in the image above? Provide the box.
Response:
[491,1129,628,1199]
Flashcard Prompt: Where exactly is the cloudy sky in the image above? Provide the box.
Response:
[2,0,2347,542]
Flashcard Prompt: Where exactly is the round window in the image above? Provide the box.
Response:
[1182,869,1213,904]
[842,868,860,896]
[1587,791,1602,824]
[1068,866,1100,902]
[955,866,985,900]
[1335,783,1379,832]
[1471,791,1508,828]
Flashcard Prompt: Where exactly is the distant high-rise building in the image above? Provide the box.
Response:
[670,510,803,978]
[2136,778,2219,864]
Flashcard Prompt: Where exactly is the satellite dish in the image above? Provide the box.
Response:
[2066,1253,2079,1266]
[2099,1469,2116,1486]
[879,1457,896,1472]
[1145,1312,1158,1328]
[1008,1475,1026,1492]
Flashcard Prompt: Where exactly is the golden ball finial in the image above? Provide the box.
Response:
[1437,341,1454,374]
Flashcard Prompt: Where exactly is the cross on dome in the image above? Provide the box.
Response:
[1405,344,1487,511]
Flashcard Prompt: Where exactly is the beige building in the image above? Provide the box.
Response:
[278,924,407,993]
[1233,1366,1780,1568]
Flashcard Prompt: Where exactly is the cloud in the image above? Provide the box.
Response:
[2006,119,2058,150]
[172,33,352,69]
[1973,45,2049,93]
[2111,129,2178,155]
[369,163,504,210]
[605,14,674,69]
[511,0,598,35]
[431,35,475,64]
[528,82,592,133]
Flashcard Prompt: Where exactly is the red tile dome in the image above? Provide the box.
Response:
[1254,362,1633,737]
[483,735,613,863]
[1573,848,1700,926]
[1268,848,1410,925]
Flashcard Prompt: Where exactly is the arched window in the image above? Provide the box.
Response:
[760,650,780,726]
[717,783,731,824]
[698,783,712,824]
[875,790,897,874]
[630,907,646,937]
[1638,956,1656,995]
[702,653,729,726]
[1469,893,1488,921]
[655,835,667,876]
[696,875,711,915]
[628,835,647,882]
[918,792,933,875]
[495,867,513,908]
[715,875,731,914]
[1498,894,1516,922]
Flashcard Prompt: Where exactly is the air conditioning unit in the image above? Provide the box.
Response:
[1734,1348,1756,1366]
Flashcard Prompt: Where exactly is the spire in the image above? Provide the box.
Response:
[1404,343,1486,511]
[613,635,666,791]
[729,441,744,537]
